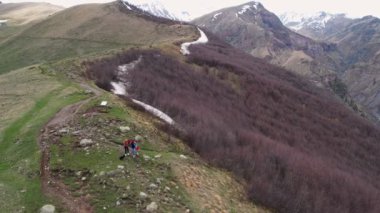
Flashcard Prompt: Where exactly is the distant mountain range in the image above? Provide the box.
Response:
[279,12,353,40]
[193,2,342,83]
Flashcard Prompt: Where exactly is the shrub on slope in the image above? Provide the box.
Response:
[85,42,380,213]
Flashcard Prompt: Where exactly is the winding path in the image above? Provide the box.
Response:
[39,83,101,213]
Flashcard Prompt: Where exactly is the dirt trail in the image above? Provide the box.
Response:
[39,84,100,213]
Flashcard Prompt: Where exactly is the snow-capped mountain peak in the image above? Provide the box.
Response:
[280,11,347,31]
[122,0,191,21]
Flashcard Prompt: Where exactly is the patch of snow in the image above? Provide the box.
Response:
[118,56,142,74]
[212,12,223,22]
[122,1,132,10]
[238,5,252,15]
[280,11,344,31]
[180,28,209,55]
[111,82,126,96]
[132,99,174,125]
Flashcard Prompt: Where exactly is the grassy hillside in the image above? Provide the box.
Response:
[0,66,88,212]
[0,2,63,25]
[0,1,196,74]
[0,60,267,212]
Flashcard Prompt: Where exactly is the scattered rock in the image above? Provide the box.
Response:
[106,170,119,177]
[99,171,105,176]
[143,155,151,161]
[180,155,188,159]
[156,178,163,184]
[135,135,143,141]
[117,165,125,170]
[58,128,69,134]
[122,193,128,199]
[186,209,191,213]
[149,183,158,189]
[139,192,148,199]
[154,154,162,158]
[76,171,82,176]
[146,202,158,212]
[80,139,94,147]
[164,186,171,192]
[40,204,55,213]
[116,200,121,206]
[119,126,131,132]
[20,189,27,193]
[72,130,81,136]
[81,177,87,181]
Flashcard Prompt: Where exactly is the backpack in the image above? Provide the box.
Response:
[131,141,137,149]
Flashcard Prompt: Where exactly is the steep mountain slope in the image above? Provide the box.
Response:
[86,30,380,213]
[193,2,343,85]
[2,1,380,212]
[328,16,380,67]
[0,1,196,73]
[0,2,63,25]
[311,15,380,124]
[0,1,267,212]
[280,12,353,41]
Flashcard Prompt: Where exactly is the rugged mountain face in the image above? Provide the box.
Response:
[280,13,380,123]
[279,12,353,41]
[193,1,343,84]
[329,16,380,67]
[0,2,63,25]
[123,0,191,21]
[333,16,380,123]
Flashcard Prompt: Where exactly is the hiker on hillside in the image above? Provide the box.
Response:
[120,138,140,159]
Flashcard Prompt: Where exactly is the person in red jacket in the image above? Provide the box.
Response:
[120,139,140,160]
[123,139,133,156]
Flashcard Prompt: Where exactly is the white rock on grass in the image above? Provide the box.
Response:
[154,154,162,158]
[143,155,151,161]
[117,165,125,170]
[149,183,158,189]
[80,139,94,147]
[146,202,158,212]
[139,192,148,199]
[180,155,188,159]
[40,204,55,213]
[119,126,131,132]
[135,135,143,141]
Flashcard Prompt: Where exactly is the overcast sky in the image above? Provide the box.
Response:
[2,0,380,18]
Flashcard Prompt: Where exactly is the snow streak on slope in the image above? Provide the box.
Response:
[181,28,208,55]
[212,12,223,22]
[111,82,127,95]
[132,99,175,125]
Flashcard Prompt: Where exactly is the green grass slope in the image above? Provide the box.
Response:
[0,1,196,74]
[0,66,88,212]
